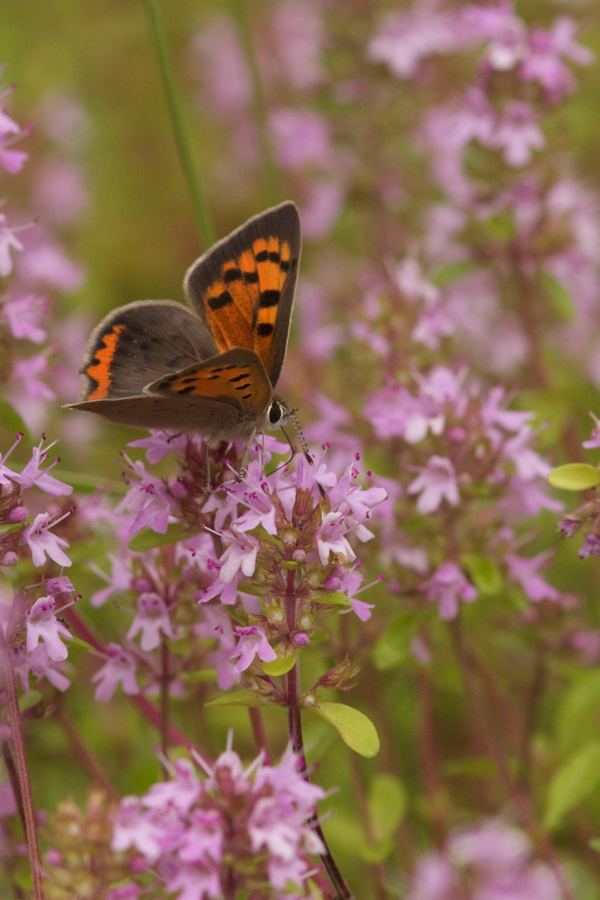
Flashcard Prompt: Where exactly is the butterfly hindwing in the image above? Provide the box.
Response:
[146,348,273,421]
[68,394,241,433]
[184,201,301,389]
[73,300,219,402]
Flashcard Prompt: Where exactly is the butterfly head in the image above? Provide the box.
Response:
[266,398,294,432]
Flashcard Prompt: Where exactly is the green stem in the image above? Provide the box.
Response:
[229,0,281,207]
[142,0,216,248]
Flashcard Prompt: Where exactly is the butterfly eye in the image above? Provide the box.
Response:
[268,400,287,426]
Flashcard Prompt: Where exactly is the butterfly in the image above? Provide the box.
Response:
[67,202,302,466]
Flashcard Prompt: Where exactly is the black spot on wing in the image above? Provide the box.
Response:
[208,291,233,311]
[223,268,242,283]
[260,290,280,308]
[257,323,274,337]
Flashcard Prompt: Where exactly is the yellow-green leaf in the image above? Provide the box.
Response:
[262,649,300,676]
[204,690,271,708]
[540,270,574,323]
[0,399,30,441]
[548,463,600,491]
[310,591,352,607]
[544,741,600,830]
[129,523,198,551]
[461,553,502,595]
[314,702,380,757]
[369,774,406,843]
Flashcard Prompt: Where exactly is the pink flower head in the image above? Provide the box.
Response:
[128,430,189,464]
[505,552,559,603]
[12,351,55,401]
[2,294,48,343]
[126,592,174,651]
[421,561,477,620]
[92,643,139,701]
[583,413,600,449]
[0,213,24,276]
[228,625,277,674]
[461,2,528,71]
[22,511,72,568]
[10,437,73,497]
[115,456,176,535]
[490,101,545,167]
[25,595,72,661]
[270,108,331,170]
[368,2,468,79]
[521,17,593,101]
[408,456,459,514]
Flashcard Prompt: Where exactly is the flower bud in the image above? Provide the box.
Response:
[0,551,18,567]
[7,506,28,524]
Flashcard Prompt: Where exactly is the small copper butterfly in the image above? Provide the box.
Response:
[67,202,302,456]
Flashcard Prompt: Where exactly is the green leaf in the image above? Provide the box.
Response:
[461,553,502,595]
[544,740,600,830]
[204,690,271,708]
[314,701,380,758]
[262,648,300,676]
[68,636,97,653]
[310,591,352,607]
[369,774,406,844]
[356,837,394,864]
[372,611,428,670]
[57,470,128,494]
[548,463,600,491]
[0,399,30,441]
[589,838,600,853]
[555,671,600,756]
[129,523,199,551]
[432,260,479,288]
[540,270,575,323]
[180,669,217,684]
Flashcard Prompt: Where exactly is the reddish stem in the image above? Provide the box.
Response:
[0,631,46,900]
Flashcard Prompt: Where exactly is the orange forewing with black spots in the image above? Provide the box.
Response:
[185,201,301,389]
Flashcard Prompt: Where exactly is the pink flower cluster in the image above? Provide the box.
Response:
[362,367,565,619]
[112,743,325,899]
[406,819,560,900]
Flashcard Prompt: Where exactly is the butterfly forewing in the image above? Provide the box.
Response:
[184,201,301,389]
[74,300,219,402]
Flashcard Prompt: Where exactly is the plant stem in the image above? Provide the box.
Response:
[142,0,216,248]
[283,574,355,900]
[0,632,45,900]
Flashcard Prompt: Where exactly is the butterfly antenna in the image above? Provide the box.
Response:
[275,426,296,472]
[288,409,313,465]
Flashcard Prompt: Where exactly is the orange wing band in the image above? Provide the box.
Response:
[86,323,126,400]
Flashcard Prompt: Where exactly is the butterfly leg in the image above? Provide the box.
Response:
[238,428,258,480]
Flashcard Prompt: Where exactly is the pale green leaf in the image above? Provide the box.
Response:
[0,399,30,441]
[372,611,428,670]
[369,774,406,843]
[129,523,199,552]
[544,741,600,830]
[461,553,502,595]
[204,690,271,708]
[314,701,380,758]
[540,270,575,323]
[262,649,300,676]
[548,463,600,491]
